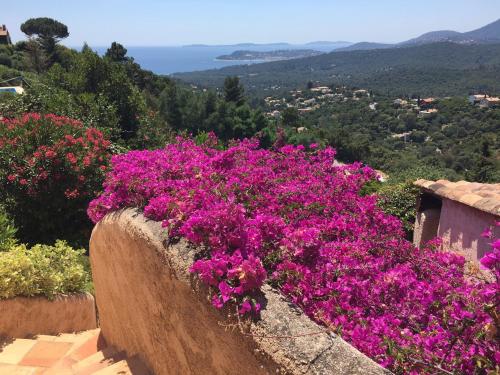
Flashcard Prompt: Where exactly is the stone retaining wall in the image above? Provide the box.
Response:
[90,209,388,375]
[0,293,97,338]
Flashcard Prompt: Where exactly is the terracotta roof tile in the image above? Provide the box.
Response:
[414,179,500,216]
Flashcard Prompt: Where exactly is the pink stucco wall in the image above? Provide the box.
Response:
[437,199,499,262]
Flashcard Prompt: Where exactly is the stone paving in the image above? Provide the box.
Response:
[0,329,149,374]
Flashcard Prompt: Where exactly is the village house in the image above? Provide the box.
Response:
[0,25,11,45]
[353,89,369,98]
[310,86,332,94]
[270,110,280,118]
[418,97,436,110]
[393,98,408,107]
[414,179,500,263]
[418,108,438,118]
[479,96,500,108]
[469,94,487,105]
[298,107,313,113]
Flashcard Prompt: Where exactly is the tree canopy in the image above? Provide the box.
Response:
[224,76,245,106]
[20,18,69,67]
[105,42,129,63]
[21,18,69,41]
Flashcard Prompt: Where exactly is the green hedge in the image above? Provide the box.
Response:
[0,240,92,299]
[0,208,17,252]
[377,182,420,239]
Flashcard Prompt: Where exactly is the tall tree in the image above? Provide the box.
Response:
[282,107,300,127]
[466,138,499,182]
[224,76,245,106]
[105,42,128,63]
[24,39,46,73]
[160,84,183,130]
[20,18,69,67]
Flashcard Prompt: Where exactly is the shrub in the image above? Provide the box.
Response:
[0,54,12,68]
[89,137,499,373]
[0,240,92,299]
[0,113,112,246]
[0,208,17,252]
[377,182,419,239]
[0,82,120,136]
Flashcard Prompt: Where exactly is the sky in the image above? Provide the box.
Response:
[3,0,500,47]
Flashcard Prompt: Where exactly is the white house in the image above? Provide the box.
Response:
[479,97,500,108]
[469,94,486,104]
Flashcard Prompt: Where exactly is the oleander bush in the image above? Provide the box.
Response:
[0,113,112,246]
[0,240,92,299]
[89,136,499,373]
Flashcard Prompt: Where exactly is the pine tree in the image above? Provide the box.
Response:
[223,76,245,106]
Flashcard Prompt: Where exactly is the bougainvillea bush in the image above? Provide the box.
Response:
[89,136,499,373]
[0,113,111,246]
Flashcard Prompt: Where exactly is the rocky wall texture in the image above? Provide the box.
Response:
[90,209,388,375]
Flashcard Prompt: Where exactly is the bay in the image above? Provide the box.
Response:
[93,43,349,75]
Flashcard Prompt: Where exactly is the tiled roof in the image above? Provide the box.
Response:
[414,179,500,216]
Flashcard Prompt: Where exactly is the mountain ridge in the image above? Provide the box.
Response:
[340,18,500,52]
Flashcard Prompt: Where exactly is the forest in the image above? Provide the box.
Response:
[1,19,498,185]
[176,42,500,97]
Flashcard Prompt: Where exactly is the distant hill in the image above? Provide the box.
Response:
[305,41,352,49]
[175,42,500,96]
[336,42,394,52]
[216,49,323,62]
[182,42,351,50]
[183,19,500,54]
[464,19,500,42]
[401,30,464,46]
[402,20,500,45]
[332,18,500,52]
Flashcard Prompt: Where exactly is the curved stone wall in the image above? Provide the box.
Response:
[90,209,388,375]
[0,293,97,338]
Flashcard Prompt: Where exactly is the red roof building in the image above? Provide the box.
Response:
[0,25,12,45]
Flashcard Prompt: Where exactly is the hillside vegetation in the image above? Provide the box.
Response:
[175,42,500,96]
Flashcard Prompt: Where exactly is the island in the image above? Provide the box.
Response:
[216,49,323,62]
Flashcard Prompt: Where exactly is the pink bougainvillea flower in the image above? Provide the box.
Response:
[88,136,499,373]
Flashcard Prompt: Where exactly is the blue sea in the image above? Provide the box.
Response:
[93,43,347,75]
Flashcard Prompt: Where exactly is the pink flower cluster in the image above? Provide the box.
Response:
[88,137,499,373]
[1,113,110,200]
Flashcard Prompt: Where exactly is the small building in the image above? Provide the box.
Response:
[418,97,436,110]
[414,179,500,263]
[310,86,331,94]
[418,108,438,118]
[353,89,368,97]
[393,98,408,107]
[0,86,24,95]
[469,94,487,105]
[298,107,313,113]
[0,25,11,45]
[479,97,500,108]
